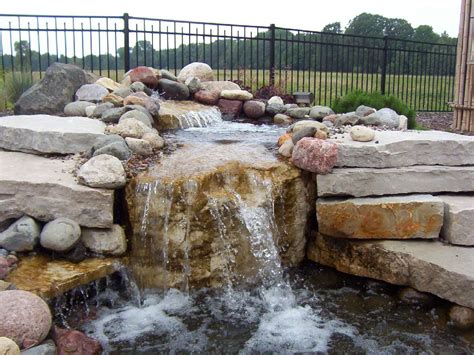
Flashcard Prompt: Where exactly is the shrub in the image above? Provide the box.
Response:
[331,91,416,129]
[254,85,295,104]
[5,71,34,104]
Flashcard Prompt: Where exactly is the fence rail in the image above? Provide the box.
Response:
[0,13,457,111]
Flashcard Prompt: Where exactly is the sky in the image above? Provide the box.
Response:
[1,0,462,37]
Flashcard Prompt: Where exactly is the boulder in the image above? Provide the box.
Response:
[200,80,240,93]
[85,106,96,117]
[40,218,81,252]
[75,84,108,102]
[142,131,165,149]
[290,120,328,134]
[268,96,284,105]
[0,337,20,354]
[220,90,253,101]
[91,102,115,118]
[309,105,334,120]
[123,92,150,106]
[334,112,360,126]
[95,77,120,92]
[159,69,178,82]
[128,66,159,88]
[102,93,124,107]
[194,90,220,105]
[0,216,40,252]
[81,225,127,256]
[323,114,339,123]
[355,105,376,117]
[243,100,265,119]
[100,107,129,123]
[91,134,127,154]
[440,195,474,246]
[317,166,474,197]
[125,105,154,121]
[107,117,151,139]
[0,290,52,348]
[52,327,102,355]
[15,63,88,115]
[291,138,338,174]
[360,108,400,128]
[157,79,190,100]
[129,81,151,95]
[278,140,294,158]
[266,103,286,117]
[316,195,444,239]
[63,101,95,116]
[308,234,474,309]
[77,155,126,189]
[125,137,153,155]
[286,107,310,119]
[185,77,202,94]
[21,340,56,355]
[350,125,375,142]
[93,140,132,161]
[112,87,133,98]
[119,110,152,127]
[291,126,317,144]
[178,62,214,83]
[218,99,243,119]
[273,113,292,124]
[449,306,474,329]
[0,115,106,155]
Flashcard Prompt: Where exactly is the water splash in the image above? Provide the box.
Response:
[176,107,222,128]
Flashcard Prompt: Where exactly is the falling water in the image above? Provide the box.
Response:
[176,107,222,128]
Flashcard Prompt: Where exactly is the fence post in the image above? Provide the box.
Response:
[269,23,276,86]
[381,35,388,95]
[123,13,130,72]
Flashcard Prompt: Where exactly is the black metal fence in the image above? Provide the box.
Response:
[0,13,457,111]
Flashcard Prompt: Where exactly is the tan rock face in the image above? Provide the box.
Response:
[316,195,444,239]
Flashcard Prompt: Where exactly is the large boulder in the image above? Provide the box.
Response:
[243,100,265,119]
[291,137,338,174]
[15,63,89,115]
[75,84,108,102]
[77,154,126,189]
[81,225,127,256]
[0,216,40,252]
[40,218,81,252]
[0,290,52,349]
[359,108,400,128]
[220,89,253,101]
[217,99,243,119]
[127,66,159,88]
[157,79,190,100]
[178,62,214,83]
[200,80,240,94]
[194,90,220,105]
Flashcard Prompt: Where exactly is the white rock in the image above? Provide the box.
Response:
[142,131,165,149]
[360,108,400,128]
[107,117,151,139]
[125,137,153,155]
[220,90,253,101]
[0,216,40,252]
[350,125,375,142]
[178,62,214,83]
[40,218,81,252]
[440,195,474,246]
[85,105,97,117]
[268,96,284,105]
[82,225,127,256]
[398,115,408,130]
[75,83,108,102]
[78,155,126,189]
[278,140,294,157]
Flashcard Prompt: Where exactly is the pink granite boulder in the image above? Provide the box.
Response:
[52,326,102,355]
[128,66,158,88]
[291,137,338,174]
[218,99,243,119]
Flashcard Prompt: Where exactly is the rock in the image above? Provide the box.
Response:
[91,134,125,152]
[308,234,474,309]
[125,137,153,155]
[129,81,151,95]
[15,63,88,115]
[292,126,317,144]
[75,84,108,102]
[128,66,159,88]
[323,121,334,128]
[290,120,328,134]
[21,340,56,355]
[123,92,149,107]
[334,112,360,126]
[185,77,202,94]
[278,140,294,158]
[243,100,265,119]
[316,195,444,239]
[157,79,190,100]
[194,90,220,105]
[178,62,214,83]
[350,125,375,142]
[440,195,474,246]
[142,131,165,149]
[63,101,95,116]
[398,287,436,307]
[218,99,243,119]
[266,103,287,117]
[159,69,178,82]
[360,108,400,128]
[125,105,154,121]
[315,130,328,140]
[112,87,133,98]
[40,218,81,252]
[91,135,132,161]
[286,107,310,119]
[107,117,151,139]
[100,107,129,123]
[355,105,376,117]
[0,257,8,279]
[77,155,126,189]
[200,80,240,93]
[58,241,87,263]
[291,138,338,174]
[157,101,222,129]
[0,290,52,348]
[309,105,334,120]
[91,102,115,118]
[0,280,13,291]
[0,216,40,252]
[278,133,292,146]
[0,152,114,228]
[82,225,127,256]
[268,96,284,105]
[95,77,120,92]
[84,106,96,117]
[220,90,253,101]
[52,327,102,355]
[273,113,292,124]
[0,115,106,155]
[323,114,339,123]
[449,305,474,329]
[317,166,474,197]
[143,97,161,117]
[334,130,474,168]
[0,337,20,354]
[102,93,124,107]
[398,115,408,130]
[119,110,152,128]
[285,103,298,110]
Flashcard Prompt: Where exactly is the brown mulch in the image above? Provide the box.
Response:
[416,111,474,135]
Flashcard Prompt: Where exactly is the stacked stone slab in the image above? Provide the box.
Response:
[308,130,474,310]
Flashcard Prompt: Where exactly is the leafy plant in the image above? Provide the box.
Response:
[5,71,34,104]
[331,91,417,129]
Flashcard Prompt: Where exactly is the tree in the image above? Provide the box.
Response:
[322,22,342,34]
[14,40,31,70]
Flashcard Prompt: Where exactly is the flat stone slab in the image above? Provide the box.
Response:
[317,166,474,197]
[6,255,122,299]
[0,151,114,228]
[440,195,474,246]
[0,114,105,154]
[333,130,474,168]
[157,100,222,129]
[308,233,474,308]
[316,194,444,239]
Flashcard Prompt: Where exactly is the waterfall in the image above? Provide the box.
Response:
[176,107,222,128]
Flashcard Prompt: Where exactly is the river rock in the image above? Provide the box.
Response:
[15,63,89,115]
[120,110,152,127]
[290,120,328,134]
[316,195,444,239]
[52,327,102,355]
[123,92,150,107]
[75,84,108,102]
[291,138,338,174]
[125,105,154,120]
[82,225,127,256]
[95,77,120,92]
[63,101,95,116]
[0,337,20,354]
[0,290,52,348]
[112,87,133,99]
[194,90,220,105]
[178,62,214,82]
[91,135,132,161]
[21,340,56,355]
[243,100,265,119]
[129,81,151,95]
[200,80,240,93]
[286,107,310,119]
[77,154,126,189]
[350,125,375,142]
[335,112,360,126]
[355,105,376,117]
[185,77,202,94]
[0,115,106,155]
[360,108,400,128]
[128,66,159,88]
[449,306,474,329]
[220,90,253,101]
[102,93,124,107]
[268,96,284,105]
[100,107,129,123]
[266,103,286,117]
[292,126,317,144]
[40,218,81,252]
[159,69,178,82]
[309,105,334,120]
[218,99,243,119]
[440,195,474,246]
[107,117,151,139]
[90,102,114,118]
[157,79,190,100]
[0,216,40,252]
[308,234,474,309]
[317,166,474,197]
[85,106,96,117]
[125,138,153,155]
[278,140,294,158]
[142,131,165,149]
[273,113,292,124]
